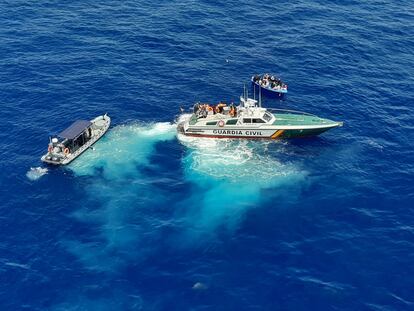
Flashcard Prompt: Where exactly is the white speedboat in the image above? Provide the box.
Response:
[177,94,342,139]
[41,114,110,165]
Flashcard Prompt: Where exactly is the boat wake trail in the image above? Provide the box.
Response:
[63,119,307,271]
[65,122,177,271]
[70,122,177,178]
[26,167,48,181]
[175,134,307,242]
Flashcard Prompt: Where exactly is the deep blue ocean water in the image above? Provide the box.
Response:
[1,1,413,310]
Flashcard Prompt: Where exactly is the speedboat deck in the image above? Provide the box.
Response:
[41,114,111,165]
[178,96,342,139]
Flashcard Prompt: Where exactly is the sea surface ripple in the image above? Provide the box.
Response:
[0,1,413,310]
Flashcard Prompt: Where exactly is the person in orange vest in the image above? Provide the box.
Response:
[229,106,235,117]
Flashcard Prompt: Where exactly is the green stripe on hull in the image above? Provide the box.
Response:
[278,127,332,138]
[272,113,337,127]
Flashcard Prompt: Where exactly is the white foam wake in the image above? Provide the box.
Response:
[177,134,299,182]
[26,167,48,181]
[175,133,307,241]
[70,122,177,178]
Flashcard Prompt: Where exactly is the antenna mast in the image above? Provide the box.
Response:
[259,86,262,107]
[253,83,256,101]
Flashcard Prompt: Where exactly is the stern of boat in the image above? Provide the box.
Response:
[177,121,186,134]
[41,150,67,165]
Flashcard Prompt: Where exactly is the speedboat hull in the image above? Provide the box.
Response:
[179,122,342,139]
[178,96,343,140]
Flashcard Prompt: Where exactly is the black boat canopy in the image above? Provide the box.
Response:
[59,120,92,140]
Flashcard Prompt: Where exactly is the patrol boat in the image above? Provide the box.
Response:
[41,114,110,165]
[177,93,343,139]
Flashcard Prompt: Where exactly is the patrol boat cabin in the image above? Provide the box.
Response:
[177,95,342,139]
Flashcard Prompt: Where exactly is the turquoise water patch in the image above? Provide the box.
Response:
[175,134,307,242]
[70,122,177,178]
[65,122,177,271]
[65,119,307,270]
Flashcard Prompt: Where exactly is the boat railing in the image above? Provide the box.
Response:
[266,108,318,117]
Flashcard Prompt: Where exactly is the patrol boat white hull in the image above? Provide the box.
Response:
[177,97,342,139]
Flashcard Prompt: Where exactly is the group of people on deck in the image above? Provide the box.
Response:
[194,102,237,118]
[253,74,287,90]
